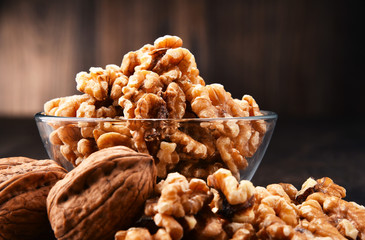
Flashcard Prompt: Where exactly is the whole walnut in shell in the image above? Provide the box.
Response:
[0,157,67,240]
[47,146,156,240]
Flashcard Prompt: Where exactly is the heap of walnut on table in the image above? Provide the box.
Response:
[0,149,364,240]
[118,168,365,240]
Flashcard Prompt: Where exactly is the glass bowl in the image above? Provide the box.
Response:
[35,111,277,180]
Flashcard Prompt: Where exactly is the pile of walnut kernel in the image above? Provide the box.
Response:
[116,170,365,240]
[38,36,365,239]
[44,35,266,180]
[1,154,364,239]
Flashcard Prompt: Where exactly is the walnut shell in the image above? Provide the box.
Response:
[47,146,157,240]
[0,157,67,240]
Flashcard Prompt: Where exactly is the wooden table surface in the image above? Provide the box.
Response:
[0,116,364,204]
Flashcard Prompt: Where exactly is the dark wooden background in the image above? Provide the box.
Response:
[0,0,363,117]
[0,1,364,203]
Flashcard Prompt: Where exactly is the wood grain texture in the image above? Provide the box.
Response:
[0,0,363,117]
[0,0,79,116]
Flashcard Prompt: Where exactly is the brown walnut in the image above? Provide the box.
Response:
[0,157,67,240]
[47,146,157,240]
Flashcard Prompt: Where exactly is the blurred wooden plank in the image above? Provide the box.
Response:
[0,0,80,116]
[0,117,48,159]
[0,0,363,117]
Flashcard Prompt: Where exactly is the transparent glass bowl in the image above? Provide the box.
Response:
[35,111,277,180]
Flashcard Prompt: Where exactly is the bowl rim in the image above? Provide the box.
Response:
[34,110,277,123]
